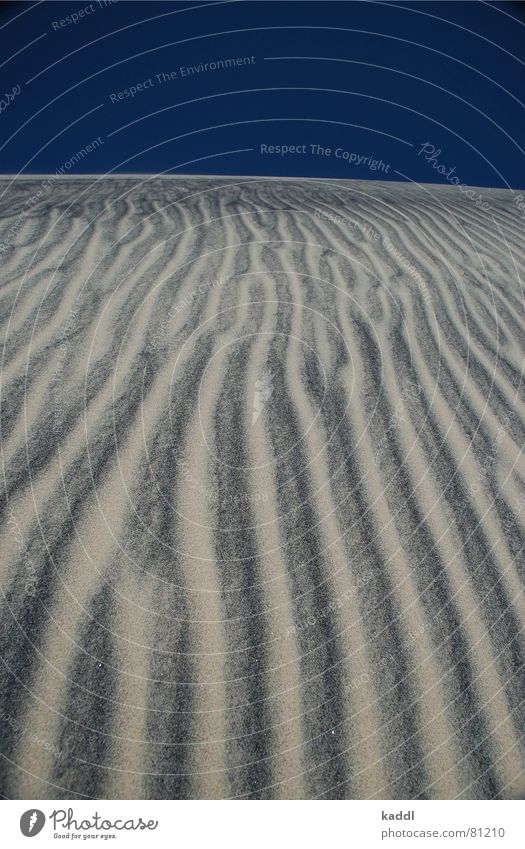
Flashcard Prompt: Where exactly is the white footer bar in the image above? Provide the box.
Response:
[4,800,524,848]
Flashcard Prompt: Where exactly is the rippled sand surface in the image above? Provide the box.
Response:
[0,175,524,799]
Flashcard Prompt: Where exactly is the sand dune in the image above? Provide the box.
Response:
[0,174,524,799]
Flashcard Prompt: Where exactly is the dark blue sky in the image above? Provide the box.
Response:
[0,0,524,187]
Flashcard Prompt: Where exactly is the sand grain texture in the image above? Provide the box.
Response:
[0,175,524,799]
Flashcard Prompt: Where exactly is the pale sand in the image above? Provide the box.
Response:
[0,174,524,799]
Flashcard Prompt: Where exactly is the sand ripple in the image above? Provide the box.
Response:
[0,175,524,799]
